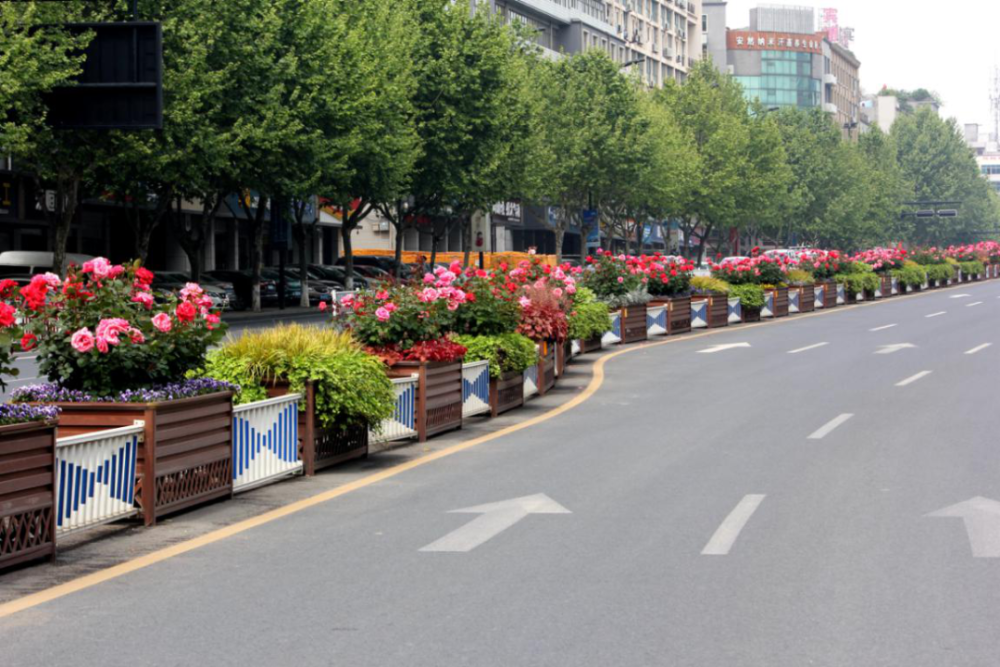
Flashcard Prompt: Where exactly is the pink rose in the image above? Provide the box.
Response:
[95,318,131,345]
[419,287,439,303]
[553,288,563,298]
[617,276,624,283]
[318,302,328,312]
[81,257,115,280]
[131,291,155,309]
[518,296,531,308]
[384,302,398,312]
[40,272,61,287]
[152,312,172,333]
[70,327,95,353]
[376,307,391,322]
[96,336,110,354]
[129,328,145,344]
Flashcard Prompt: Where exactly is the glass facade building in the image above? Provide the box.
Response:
[734,50,821,109]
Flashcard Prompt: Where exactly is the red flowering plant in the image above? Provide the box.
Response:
[799,250,841,280]
[452,265,521,336]
[645,254,694,297]
[516,283,569,342]
[851,246,907,273]
[0,279,25,389]
[710,254,788,286]
[17,258,227,397]
[336,263,467,364]
[580,249,652,309]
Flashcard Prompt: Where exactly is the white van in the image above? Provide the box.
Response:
[0,251,95,277]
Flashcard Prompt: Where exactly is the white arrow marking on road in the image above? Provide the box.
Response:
[927,497,1000,558]
[967,301,983,307]
[702,495,766,556]
[949,294,972,299]
[420,494,570,553]
[896,370,932,387]
[698,343,751,354]
[808,413,854,440]
[869,324,897,332]
[966,343,992,355]
[788,342,828,354]
[875,343,917,355]
[926,312,947,318]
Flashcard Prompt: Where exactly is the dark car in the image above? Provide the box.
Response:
[205,270,280,307]
[309,264,369,289]
[335,255,412,280]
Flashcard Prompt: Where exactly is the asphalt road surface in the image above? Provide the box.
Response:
[4,284,1000,666]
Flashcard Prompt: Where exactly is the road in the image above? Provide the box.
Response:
[3,284,1000,666]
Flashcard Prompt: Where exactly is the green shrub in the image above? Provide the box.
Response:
[566,289,612,340]
[891,265,926,287]
[200,324,395,432]
[690,276,730,294]
[455,333,538,379]
[727,284,765,310]
[958,260,985,277]
[785,268,814,286]
[836,271,879,295]
[925,263,956,283]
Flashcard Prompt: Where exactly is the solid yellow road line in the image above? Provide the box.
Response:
[0,280,986,619]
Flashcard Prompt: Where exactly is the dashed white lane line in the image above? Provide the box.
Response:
[808,414,854,440]
[926,311,947,318]
[788,342,829,354]
[701,495,766,556]
[870,324,897,332]
[896,371,932,387]
[967,301,983,307]
[966,344,992,355]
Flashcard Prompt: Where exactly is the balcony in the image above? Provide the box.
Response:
[823,102,838,114]
[824,73,837,86]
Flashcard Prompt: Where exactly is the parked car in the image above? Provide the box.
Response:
[151,271,232,311]
[205,270,280,307]
[263,267,333,305]
[309,264,368,289]
[0,251,95,277]
[335,255,413,280]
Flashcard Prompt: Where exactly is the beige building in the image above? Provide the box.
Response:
[493,0,703,87]
[825,40,862,139]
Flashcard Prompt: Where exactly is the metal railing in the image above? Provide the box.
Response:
[372,375,419,443]
[462,361,491,419]
[232,393,303,493]
[55,423,142,534]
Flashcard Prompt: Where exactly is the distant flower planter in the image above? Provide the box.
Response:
[266,380,369,475]
[578,335,603,354]
[650,295,692,335]
[741,305,762,323]
[0,421,57,570]
[48,391,234,527]
[765,286,789,317]
[692,293,729,328]
[387,359,463,442]
[797,284,816,312]
[880,274,893,298]
[646,304,668,336]
[538,341,557,395]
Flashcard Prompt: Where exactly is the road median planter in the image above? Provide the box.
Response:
[0,421,57,571]
[578,335,603,354]
[538,341,557,395]
[265,381,368,476]
[490,370,524,417]
[619,305,648,344]
[798,284,816,312]
[387,360,463,442]
[880,274,893,297]
[650,296,692,335]
[50,392,234,527]
[765,287,789,317]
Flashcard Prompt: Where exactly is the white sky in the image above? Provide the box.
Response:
[721,0,1000,128]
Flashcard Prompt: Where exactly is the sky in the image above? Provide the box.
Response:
[721,0,1000,129]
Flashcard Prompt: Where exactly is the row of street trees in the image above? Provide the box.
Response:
[3,0,998,309]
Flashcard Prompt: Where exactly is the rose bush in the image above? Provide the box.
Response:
[17,259,226,396]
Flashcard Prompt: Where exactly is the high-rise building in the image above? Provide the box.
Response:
[492,0,703,87]
[702,2,861,136]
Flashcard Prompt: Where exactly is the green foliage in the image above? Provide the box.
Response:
[924,263,956,283]
[201,324,394,431]
[453,276,520,336]
[891,265,926,287]
[785,269,814,286]
[727,283,765,310]
[690,276,730,294]
[567,289,612,341]
[958,260,985,277]
[455,333,537,379]
[836,271,880,295]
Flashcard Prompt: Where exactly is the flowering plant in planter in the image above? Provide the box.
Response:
[17,259,226,396]
[11,377,236,404]
[581,250,651,307]
[802,250,841,280]
[452,268,520,336]
[0,279,25,390]
[646,255,694,297]
[337,264,466,362]
[710,255,787,286]
[0,403,59,427]
[851,247,907,273]
[517,283,569,342]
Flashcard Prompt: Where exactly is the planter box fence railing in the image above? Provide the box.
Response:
[461,361,491,419]
[55,423,142,534]
[0,422,57,570]
[372,375,419,443]
[647,305,668,336]
[232,394,303,493]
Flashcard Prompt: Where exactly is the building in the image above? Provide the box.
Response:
[962,124,1000,195]
[492,0,703,87]
[860,94,899,134]
[703,3,861,134]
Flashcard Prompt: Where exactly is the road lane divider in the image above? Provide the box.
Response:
[808,414,854,440]
[788,342,828,354]
[701,495,766,556]
[869,324,897,332]
[896,371,932,387]
[967,301,983,307]
[966,344,992,355]
[926,311,947,318]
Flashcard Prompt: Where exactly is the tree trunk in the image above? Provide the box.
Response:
[129,190,172,264]
[293,223,310,308]
[50,176,79,277]
[429,234,438,268]
[462,215,472,269]
[341,223,355,292]
[240,196,269,312]
[554,226,565,264]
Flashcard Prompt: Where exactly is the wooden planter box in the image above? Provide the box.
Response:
[556,341,570,377]
[620,304,648,344]
[818,282,837,308]
[538,341,557,396]
[579,335,602,354]
[52,392,233,527]
[863,288,877,301]
[387,360,463,442]
[797,284,816,312]
[490,370,524,417]
[0,421,57,570]
[651,296,692,335]
[265,381,368,476]
[879,274,893,297]
[741,306,762,323]
[766,287,789,317]
[698,293,729,328]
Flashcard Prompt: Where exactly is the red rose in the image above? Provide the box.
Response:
[135,267,155,285]
[176,301,197,323]
[0,302,16,328]
[21,332,37,351]
[0,279,18,299]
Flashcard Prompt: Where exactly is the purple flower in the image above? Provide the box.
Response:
[0,403,59,427]
[9,378,238,404]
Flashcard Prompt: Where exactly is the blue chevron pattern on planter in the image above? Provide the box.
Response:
[232,395,302,492]
[691,300,708,328]
[728,298,742,324]
[815,284,826,309]
[373,377,418,443]
[523,364,539,399]
[462,361,491,418]
[647,305,668,336]
[762,292,775,318]
[602,312,622,346]
[789,289,800,313]
[56,430,139,533]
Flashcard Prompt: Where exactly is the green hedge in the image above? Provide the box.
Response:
[726,283,765,309]
[891,265,926,287]
[958,260,985,277]
[455,333,538,379]
[567,288,613,341]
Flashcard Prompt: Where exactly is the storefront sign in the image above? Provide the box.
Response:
[727,30,823,54]
[491,200,522,226]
